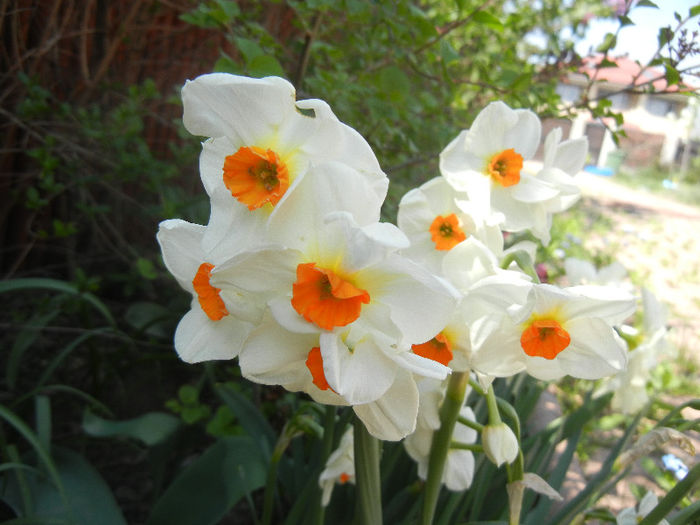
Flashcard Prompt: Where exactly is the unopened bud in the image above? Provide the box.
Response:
[482,422,519,467]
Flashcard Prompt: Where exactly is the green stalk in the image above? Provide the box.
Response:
[315,406,337,525]
[353,415,383,525]
[261,434,288,525]
[639,462,700,525]
[421,371,470,525]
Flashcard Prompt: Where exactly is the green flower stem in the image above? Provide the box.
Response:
[486,385,501,425]
[315,406,336,525]
[353,415,382,525]
[261,431,290,525]
[468,377,487,397]
[457,415,484,433]
[450,441,483,453]
[421,371,470,525]
[639,461,700,525]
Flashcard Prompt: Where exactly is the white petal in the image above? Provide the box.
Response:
[321,332,396,404]
[352,369,419,441]
[444,450,475,491]
[174,308,252,363]
[213,247,298,293]
[391,351,450,380]
[560,317,628,379]
[554,137,588,175]
[182,73,296,141]
[156,219,205,291]
[239,316,317,388]
[268,297,320,334]
[510,175,559,203]
[560,285,636,325]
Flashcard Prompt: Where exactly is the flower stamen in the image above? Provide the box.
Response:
[223,146,290,210]
[429,214,467,251]
[292,263,370,330]
[520,319,570,359]
[486,148,523,187]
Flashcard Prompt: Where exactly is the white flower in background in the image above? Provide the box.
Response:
[616,491,668,525]
[404,379,477,491]
[482,422,519,467]
[397,176,503,274]
[156,219,258,363]
[319,427,355,506]
[537,127,587,214]
[471,283,635,380]
[596,288,672,414]
[181,73,388,257]
[564,257,628,288]
[439,101,588,243]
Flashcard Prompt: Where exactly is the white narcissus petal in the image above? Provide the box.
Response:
[360,255,458,344]
[352,369,419,441]
[561,317,628,378]
[182,74,296,141]
[470,318,526,377]
[390,351,450,381]
[553,136,588,175]
[503,109,541,159]
[509,175,559,203]
[202,185,268,259]
[442,237,500,290]
[212,247,298,293]
[198,136,232,197]
[439,130,483,177]
[466,101,523,157]
[560,285,636,325]
[174,307,252,363]
[156,219,205,291]
[239,315,318,388]
[564,258,597,285]
[267,161,383,247]
[320,332,396,405]
[268,297,320,334]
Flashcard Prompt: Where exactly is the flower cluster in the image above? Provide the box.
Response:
[158,74,638,498]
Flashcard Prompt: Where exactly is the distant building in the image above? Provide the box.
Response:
[554,55,697,171]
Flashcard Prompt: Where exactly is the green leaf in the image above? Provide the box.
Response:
[690,4,700,17]
[213,54,241,74]
[0,447,126,525]
[234,37,264,63]
[618,15,634,27]
[247,55,285,78]
[664,64,680,86]
[124,301,173,338]
[636,0,659,7]
[472,11,503,31]
[146,436,267,525]
[82,410,181,447]
[0,278,115,326]
[136,257,157,280]
[216,383,275,458]
[657,26,673,47]
[596,32,617,53]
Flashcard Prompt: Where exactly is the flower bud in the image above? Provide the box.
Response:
[482,422,519,467]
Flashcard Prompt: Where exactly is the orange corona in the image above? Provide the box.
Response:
[486,148,523,187]
[520,319,571,359]
[429,214,467,251]
[292,263,370,330]
[306,346,333,391]
[223,146,289,210]
[192,263,229,321]
[412,333,453,366]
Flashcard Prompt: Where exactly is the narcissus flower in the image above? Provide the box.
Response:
[156,219,258,363]
[470,283,635,380]
[319,428,355,506]
[397,177,504,274]
[439,101,585,243]
[181,73,388,257]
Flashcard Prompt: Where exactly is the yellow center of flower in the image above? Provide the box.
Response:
[306,346,335,392]
[291,263,370,330]
[192,263,229,321]
[520,319,571,359]
[486,149,523,187]
[223,146,290,210]
[412,332,453,366]
[429,214,467,251]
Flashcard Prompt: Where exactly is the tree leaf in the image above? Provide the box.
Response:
[146,436,267,525]
[473,11,503,31]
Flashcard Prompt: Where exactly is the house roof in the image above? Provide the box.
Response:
[577,55,695,93]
